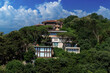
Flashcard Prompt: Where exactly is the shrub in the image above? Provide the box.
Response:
[6,60,24,73]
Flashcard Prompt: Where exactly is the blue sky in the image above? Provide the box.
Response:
[0,0,110,33]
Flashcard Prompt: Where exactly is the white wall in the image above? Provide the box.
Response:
[52,38,61,42]
[58,42,63,48]
[52,37,64,48]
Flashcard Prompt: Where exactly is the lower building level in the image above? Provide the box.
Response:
[65,47,80,54]
[35,46,53,58]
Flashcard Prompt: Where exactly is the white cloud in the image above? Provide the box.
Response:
[96,6,110,19]
[0,0,110,33]
[74,10,89,17]
[58,0,61,3]
[37,0,74,20]
[0,0,74,31]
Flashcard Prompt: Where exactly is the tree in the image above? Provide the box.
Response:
[4,31,26,60]
[0,32,3,36]
[6,60,24,73]
[57,32,77,49]
[95,69,107,73]
[0,66,6,73]
[24,44,35,62]
[23,63,36,73]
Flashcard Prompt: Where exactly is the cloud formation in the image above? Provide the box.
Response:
[96,6,110,19]
[0,0,110,33]
[0,0,74,31]
[37,0,74,20]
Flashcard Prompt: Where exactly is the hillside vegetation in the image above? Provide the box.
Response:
[0,13,110,73]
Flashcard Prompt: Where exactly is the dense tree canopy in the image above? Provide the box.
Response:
[61,13,110,50]
[0,25,51,65]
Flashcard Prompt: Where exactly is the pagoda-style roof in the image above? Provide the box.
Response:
[34,46,53,48]
[48,30,67,33]
[42,20,58,23]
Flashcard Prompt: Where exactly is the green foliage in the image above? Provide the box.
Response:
[0,25,51,65]
[54,47,66,57]
[63,15,78,28]
[0,32,4,36]
[0,66,6,73]
[19,25,51,44]
[23,63,36,73]
[89,13,104,20]
[53,47,74,58]
[62,13,110,49]
[34,47,110,73]
[78,39,93,50]
[35,58,69,73]
[6,60,36,73]
[95,69,107,73]
[57,32,77,39]
[24,45,35,62]
[6,60,24,73]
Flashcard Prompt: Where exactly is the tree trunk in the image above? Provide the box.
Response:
[97,35,100,43]
[93,30,100,43]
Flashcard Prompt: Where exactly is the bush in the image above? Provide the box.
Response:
[95,69,107,73]
[23,63,36,73]
[0,66,6,73]
[6,60,24,73]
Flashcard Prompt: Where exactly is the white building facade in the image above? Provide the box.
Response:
[48,30,80,54]
[48,30,67,48]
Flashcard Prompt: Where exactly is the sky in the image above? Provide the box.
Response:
[0,0,110,33]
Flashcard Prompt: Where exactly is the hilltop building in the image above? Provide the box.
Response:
[35,20,80,58]
[48,30,67,48]
[36,20,63,31]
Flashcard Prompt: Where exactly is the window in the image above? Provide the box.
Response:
[66,43,71,47]
[67,49,79,52]
[53,42,58,47]
[54,38,58,41]
[35,52,37,55]
[50,33,57,35]
[40,53,44,57]
[35,47,52,57]
[47,48,50,51]
[47,53,50,57]
[40,48,44,51]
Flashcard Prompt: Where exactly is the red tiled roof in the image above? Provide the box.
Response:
[42,20,58,23]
